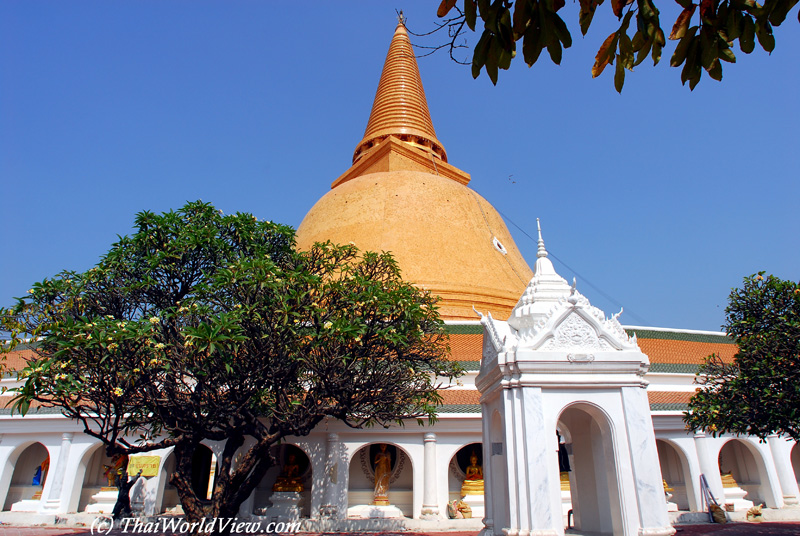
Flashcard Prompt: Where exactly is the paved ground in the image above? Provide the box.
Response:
[3,526,800,536]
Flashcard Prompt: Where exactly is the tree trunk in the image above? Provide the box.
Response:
[170,438,277,536]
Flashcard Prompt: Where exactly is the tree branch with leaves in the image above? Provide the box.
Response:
[685,273,800,440]
[1,201,460,528]
[432,0,797,91]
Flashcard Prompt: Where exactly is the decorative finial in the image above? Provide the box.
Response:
[536,218,547,258]
[568,278,579,305]
[397,10,406,25]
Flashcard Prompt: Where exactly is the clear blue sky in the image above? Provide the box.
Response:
[2,1,798,332]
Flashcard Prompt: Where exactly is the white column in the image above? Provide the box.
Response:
[768,435,800,506]
[40,432,74,514]
[320,433,339,518]
[481,409,495,535]
[0,434,10,510]
[620,387,673,533]
[693,432,723,505]
[420,432,440,518]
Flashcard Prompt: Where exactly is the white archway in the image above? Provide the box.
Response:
[718,438,773,508]
[656,439,695,511]
[447,442,483,503]
[75,443,115,512]
[347,442,414,517]
[251,443,313,518]
[1,442,51,511]
[557,402,623,536]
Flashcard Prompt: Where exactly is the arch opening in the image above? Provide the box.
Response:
[447,442,484,518]
[2,442,49,511]
[718,439,767,509]
[347,442,413,517]
[251,444,312,518]
[656,439,693,511]
[557,403,623,536]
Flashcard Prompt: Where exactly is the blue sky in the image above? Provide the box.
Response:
[1,1,798,332]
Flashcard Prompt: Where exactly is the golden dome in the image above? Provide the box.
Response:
[297,171,533,320]
[296,20,533,321]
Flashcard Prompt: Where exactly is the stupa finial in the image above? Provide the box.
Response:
[537,218,548,259]
[352,20,447,164]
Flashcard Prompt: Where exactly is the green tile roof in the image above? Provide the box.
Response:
[649,363,700,374]
[626,329,734,344]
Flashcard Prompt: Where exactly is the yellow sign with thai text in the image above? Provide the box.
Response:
[128,455,161,477]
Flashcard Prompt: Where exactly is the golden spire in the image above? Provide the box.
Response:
[352,21,447,164]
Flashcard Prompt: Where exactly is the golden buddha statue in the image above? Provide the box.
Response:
[102,454,127,490]
[272,452,304,492]
[560,471,570,491]
[720,472,739,488]
[372,444,392,505]
[460,451,484,495]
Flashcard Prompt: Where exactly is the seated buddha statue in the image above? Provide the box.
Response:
[720,472,739,489]
[460,451,484,495]
[272,452,304,492]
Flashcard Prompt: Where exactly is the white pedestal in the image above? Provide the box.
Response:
[722,487,754,511]
[461,494,485,519]
[347,504,405,519]
[10,499,42,512]
[85,489,120,514]
[257,492,301,521]
[561,490,572,518]
[665,491,678,512]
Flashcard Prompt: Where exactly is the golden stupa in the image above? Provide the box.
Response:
[296,21,532,321]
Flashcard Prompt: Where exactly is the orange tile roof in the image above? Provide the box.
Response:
[637,338,737,365]
[448,333,482,362]
[437,389,480,406]
[2,348,35,373]
[647,391,696,405]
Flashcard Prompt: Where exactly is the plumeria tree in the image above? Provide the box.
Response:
[685,273,800,440]
[1,201,458,526]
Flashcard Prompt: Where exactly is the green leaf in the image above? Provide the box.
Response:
[579,0,603,34]
[551,13,573,47]
[513,0,534,35]
[466,0,478,30]
[486,37,501,84]
[522,24,544,65]
[740,15,756,53]
[768,0,798,25]
[700,29,718,69]
[614,54,626,91]
[755,20,776,52]
[719,45,737,62]
[671,26,698,66]
[547,40,563,63]
[707,57,723,80]
[472,31,492,78]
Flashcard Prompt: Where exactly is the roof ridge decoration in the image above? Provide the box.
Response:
[352,21,447,165]
[485,221,639,353]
